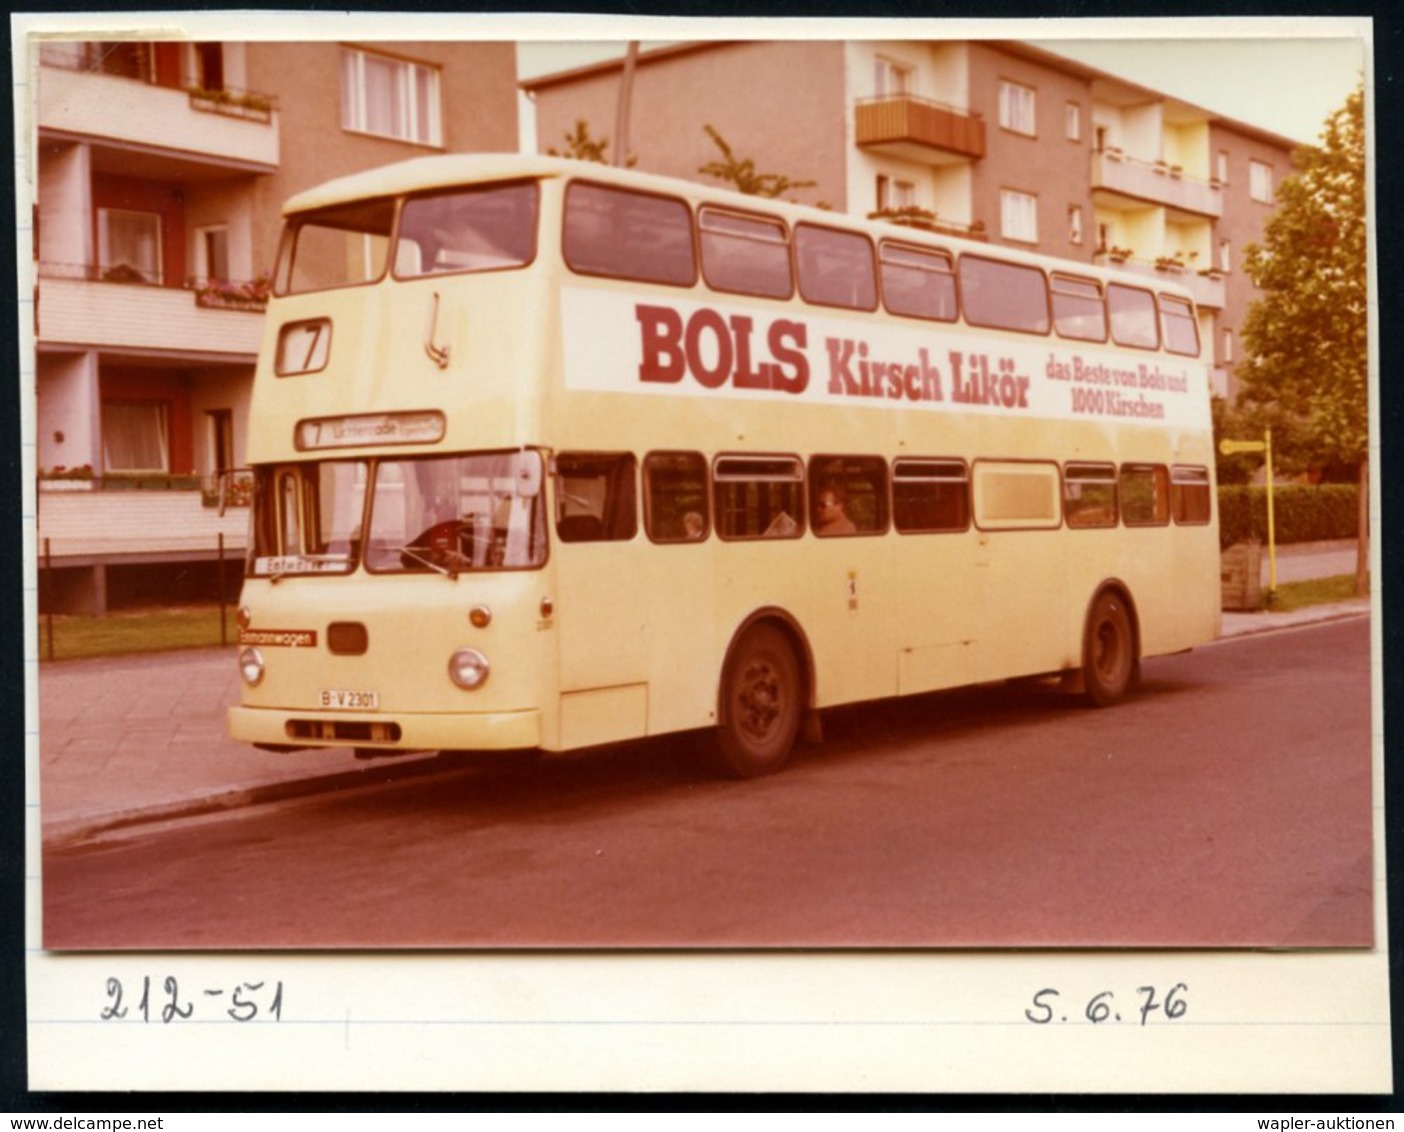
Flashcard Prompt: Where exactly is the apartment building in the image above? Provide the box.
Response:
[32,39,517,612]
[524,39,1298,404]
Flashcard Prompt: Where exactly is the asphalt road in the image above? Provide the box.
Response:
[42,618,1373,951]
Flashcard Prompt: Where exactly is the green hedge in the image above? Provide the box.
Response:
[1218,484,1360,548]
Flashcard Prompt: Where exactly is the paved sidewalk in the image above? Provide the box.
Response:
[35,542,1370,846]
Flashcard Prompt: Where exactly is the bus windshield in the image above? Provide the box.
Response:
[275,181,540,295]
[248,450,548,577]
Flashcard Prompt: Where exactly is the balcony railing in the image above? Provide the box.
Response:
[855,94,986,161]
[36,265,266,357]
[1092,149,1223,219]
[35,481,251,564]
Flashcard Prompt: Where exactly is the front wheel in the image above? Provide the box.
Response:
[711,624,803,778]
[1082,591,1138,707]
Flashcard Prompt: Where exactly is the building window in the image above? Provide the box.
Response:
[1249,160,1274,203]
[876,174,916,212]
[103,402,169,473]
[98,209,162,284]
[207,408,235,476]
[195,225,230,284]
[1222,328,1235,364]
[875,56,913,97]
[341,47,442,146]
[1218,239,1232,273]
[1066,102,1082,142]
[1000,189,1038,244]
[190,42,225,91]
[999,80,1036,136]
[1216,150,1230,184]
[1067,205,1084,246]
[88,42,154,82]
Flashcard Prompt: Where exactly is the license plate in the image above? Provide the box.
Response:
[319,689,379,711]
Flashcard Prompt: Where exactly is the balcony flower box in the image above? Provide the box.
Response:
[192,275,271,312]
[867,205,940,231]
[39,465,94,491]
[187,86,276,124]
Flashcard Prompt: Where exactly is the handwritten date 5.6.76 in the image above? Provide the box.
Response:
[101,976,284,1023]
[1024,984,1187,1026]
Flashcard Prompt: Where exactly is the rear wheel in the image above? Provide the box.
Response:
[712,624,802,778]
[1082,591,1138,706]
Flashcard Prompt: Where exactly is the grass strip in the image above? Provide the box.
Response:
[38,606,235,661]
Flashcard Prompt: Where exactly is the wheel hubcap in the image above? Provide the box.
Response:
[738,660,781,739]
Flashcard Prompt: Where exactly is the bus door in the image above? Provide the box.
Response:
[970,460,1070,680]
[550,452,717,750]
[889,459,980,695]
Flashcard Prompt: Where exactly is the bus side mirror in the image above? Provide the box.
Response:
[516,456,543,498]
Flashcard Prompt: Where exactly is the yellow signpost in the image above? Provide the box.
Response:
[1219,429,1276,599]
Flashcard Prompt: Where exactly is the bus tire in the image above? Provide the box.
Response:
[1082,590,1138,707]
[712,624,803,778]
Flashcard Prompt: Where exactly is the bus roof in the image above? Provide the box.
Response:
[279,152,1195,299]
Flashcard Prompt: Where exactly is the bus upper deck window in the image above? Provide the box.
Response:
[275,198,396,295]
[1107,283,1161,350]
[1160,294,1201,357]
[1051,274,1108,343]
[958,256,1051,334]
[395,182,539,278]
[563,183,696,286]
[699,207,792,299]
[880,243,957,323]
[795,224,878,311]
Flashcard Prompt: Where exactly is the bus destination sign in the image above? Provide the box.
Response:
[295,411,447,451]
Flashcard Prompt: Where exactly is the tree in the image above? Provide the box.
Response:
[1235,83,1368,594]
[547,119,634,167]
[698,125,816,199]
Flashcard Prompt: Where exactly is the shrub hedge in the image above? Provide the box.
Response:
[1217,484,1360,548]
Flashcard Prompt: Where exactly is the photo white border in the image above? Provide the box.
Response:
[14,11,1388,1095]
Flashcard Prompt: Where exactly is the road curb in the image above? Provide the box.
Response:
[42,753,454,849]
[1217,604,1370,641]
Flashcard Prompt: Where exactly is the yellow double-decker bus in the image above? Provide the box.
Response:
[228,154,1219,777]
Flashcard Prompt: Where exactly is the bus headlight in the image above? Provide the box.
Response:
[239,647,266,687]
[448,647,491,690]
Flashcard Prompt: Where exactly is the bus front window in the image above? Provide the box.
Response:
[364,451,547,574]
[394,182,539,277]
[249,461,365,576]
[274,198,397,295]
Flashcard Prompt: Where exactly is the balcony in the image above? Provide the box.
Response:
[1092,150,1223,219]
[36,480,250,566]
[37,56,279,175]
[37,268,266,360]
[855,95,986,164]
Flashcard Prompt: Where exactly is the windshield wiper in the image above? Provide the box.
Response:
[395,546,459,580]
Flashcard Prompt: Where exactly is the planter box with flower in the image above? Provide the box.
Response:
[39,465,95,492]
[868,205,940,232]
[187,86,277,124]
[193,274,272,313]
[202,473,254,510]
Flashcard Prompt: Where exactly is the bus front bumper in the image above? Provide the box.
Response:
[227,705,541,753]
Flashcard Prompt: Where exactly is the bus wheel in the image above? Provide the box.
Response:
[713,624,802,778]
[1082,591,1137,707]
